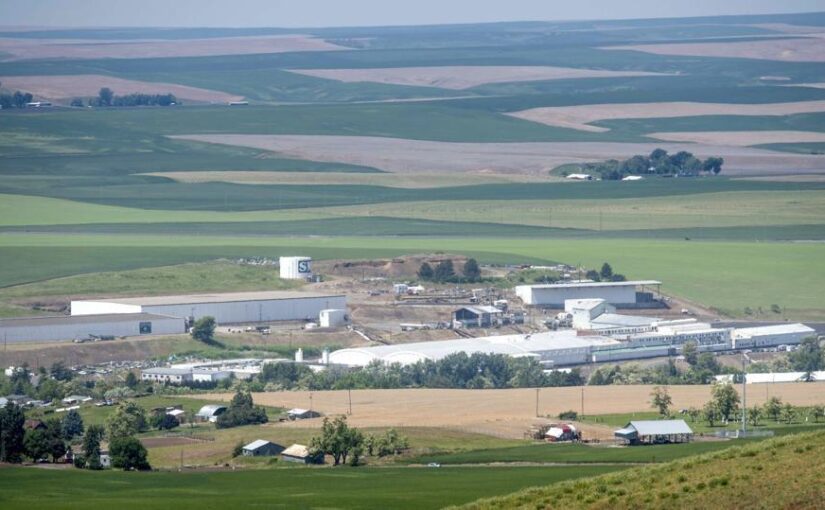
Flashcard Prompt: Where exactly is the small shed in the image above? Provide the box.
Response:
[195,404,227,422]
[452,306,503,328]
[281,444,324,464]
[242,439,285,457]
[287,408,322,420]
[319,309,349,328]
[615,420,693,445]
[62,395,92,405]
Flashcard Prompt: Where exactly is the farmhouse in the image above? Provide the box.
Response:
[281,444,324,464]
[614,420,693,445]
[71,290,345,325]
[242,440,285,457]
[0,313,185,344]
[452,306,503,328]
[515,280,662,307]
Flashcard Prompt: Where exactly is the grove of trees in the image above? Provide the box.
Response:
[417,258,482,283]
[579,148,724,180]
[215,390,269,429]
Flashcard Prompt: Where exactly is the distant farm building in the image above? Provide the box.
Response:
[195,405,227,423]
[242,440,285,457]
[287,408,322,420]
[281,444,324,464]
[0,313,185,344]
[614,420,693,445]
[452,306,503,328]
[566,173,592,180]
[515,280,662,308]
[71,290,345,325]
[545,423,580,442]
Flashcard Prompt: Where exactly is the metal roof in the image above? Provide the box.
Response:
[0,313,179,327]
[520,280,661,290]
[244,439,278,451]
[457,306,502,315]
[733,323,815,338]
[590,313,659,328]
[281,444,310,457]
[142,368,192,376]
[627,420,693,436]
[83,291,344,307]
[196,404,227,417]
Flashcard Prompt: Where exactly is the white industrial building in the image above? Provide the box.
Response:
[731,324,816,349]
[141,367,194,384]
[279,256,312,280]
[0,313,184,343]
[71,291,345,324]
[319,309,349,328]
[516,280,661,307]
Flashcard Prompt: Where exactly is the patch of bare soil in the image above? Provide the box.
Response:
[172,134,825,176]
[509,100,825,132]
[0,75,242,103]
[647,130,825,146]
[198,383,825,439]
[605,36,825,62]
[289,66,668,90]
[0,35,345,61]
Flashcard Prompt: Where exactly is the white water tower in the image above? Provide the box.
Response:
[280,256,312,280]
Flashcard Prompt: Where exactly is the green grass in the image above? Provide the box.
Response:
[456,429,825,509]
[0,464,623,510]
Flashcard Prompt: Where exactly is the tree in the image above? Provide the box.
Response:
[310,416,364,466]
[702,400,719,427]
[711,382,740,421]
[811,405,825,423]
[585,269,601,282]
[650,385,673,417]
[44,419,66,463]
[417,262,434,280]
[155,414,179,431]
[599,263,613,280]
[24,428,50,462]
[82,425,104,470]
[702,156,724,175]
[0,402,25,463]
[789,337,823,374]
[215,390,268,429]
[462,258,481,282]
[650,148,668,164]
[191,316,217,345]
[50,361,73,382]
[109,436,150,471]
[433,260,455,282]
[106,402,147,439]
[686,407,700,423]
[98,87,114,106]
[70,98,85,107]
[25,419,65,463]
[764,396,782,422]
[682,341,699,366]
[747,407,762,427]
[62,409,85,439]
[125,371,138,389]
[780,403,797,425]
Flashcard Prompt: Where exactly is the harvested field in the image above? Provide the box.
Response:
[173,134,825,176]
[606,36,825,62]
[198,383,825,439]
[145,170,555,188]
[288,66,668,90]
[509,100,825,132]
[0,34,345,61]
[647,130,825,146]
[0,75,242,103]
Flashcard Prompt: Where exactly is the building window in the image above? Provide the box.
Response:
[139,322,152,334]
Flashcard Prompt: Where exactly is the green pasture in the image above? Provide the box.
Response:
[0,464,622,510]
[0,235,822,319]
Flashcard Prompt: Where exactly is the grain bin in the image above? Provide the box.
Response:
[280,256,313,280]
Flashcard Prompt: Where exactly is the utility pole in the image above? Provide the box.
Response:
[309,392,313,413]
[348,388,353,415]
[535,388,540,417]
[581,386,585,419]
[742,356,747,435]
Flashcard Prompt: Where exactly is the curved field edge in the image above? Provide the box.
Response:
[453,429,825,510]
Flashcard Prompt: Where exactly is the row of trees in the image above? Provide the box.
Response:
[585,262,626,283]
[580,148,724,180]
[258,352,584,391]
[70,87,178,108]
[215,390,268,429]
[307,416,410,467]
[0,405,85,464]
[0,90,34,109]
[417,258,481,283]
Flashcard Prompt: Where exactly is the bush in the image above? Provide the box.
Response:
[558,410,578,420]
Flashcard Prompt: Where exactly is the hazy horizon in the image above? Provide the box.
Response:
[1,0,824,29]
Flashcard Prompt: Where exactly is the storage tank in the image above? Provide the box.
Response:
[280,256,313,280]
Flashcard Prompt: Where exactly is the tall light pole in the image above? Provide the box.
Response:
[741,355,749,435]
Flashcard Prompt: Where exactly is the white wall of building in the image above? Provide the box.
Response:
[517,285,636,306]
[71,301,142,316]
[0,315,185,343]
[279,256,312,280]
[319,309,348,328]
[141,295,346,324]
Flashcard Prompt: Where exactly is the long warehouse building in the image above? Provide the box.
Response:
[71,291,346,324]
[0,313,185,343]
[516,280,662,307]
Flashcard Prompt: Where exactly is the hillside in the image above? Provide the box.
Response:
[456,430,825,509]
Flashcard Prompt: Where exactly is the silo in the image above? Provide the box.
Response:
[279,256,313,280]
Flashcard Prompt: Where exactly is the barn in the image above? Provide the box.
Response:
[614,420,693,445]
[242,440,285,457]
[452,306,503,328]
[71,291,346,325]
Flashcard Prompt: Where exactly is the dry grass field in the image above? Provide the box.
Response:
[648,130,825,146]
[509,100,825,132]
[0,75,242,103]
[288,66,667,89]
[0,34,345,61]
[173,134,825,175]
[606,35,825,62]
[198,383,825,439]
